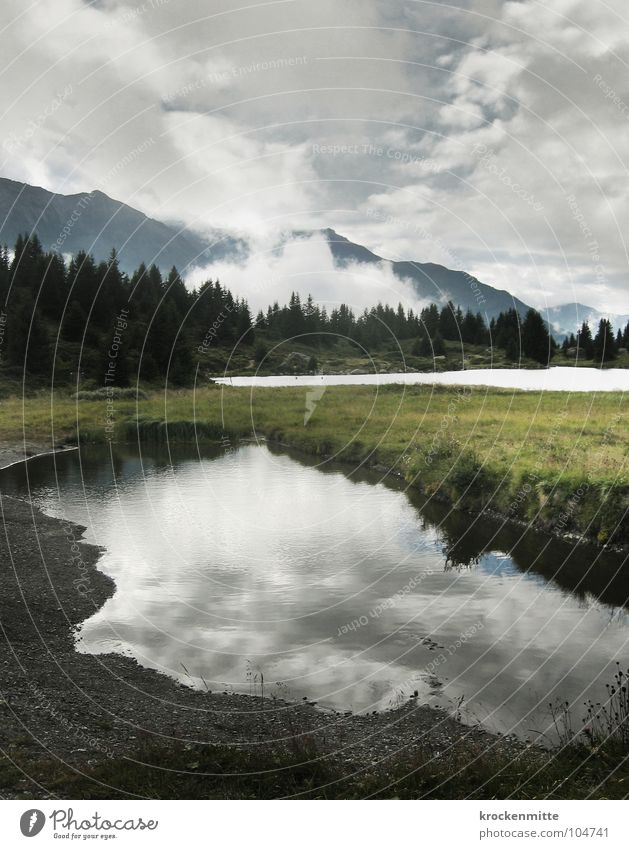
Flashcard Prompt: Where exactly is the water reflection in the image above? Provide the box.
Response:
[2,442,628,740]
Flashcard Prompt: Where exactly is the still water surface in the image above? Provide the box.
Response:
[215,366,629,392]
[2,443,629,740]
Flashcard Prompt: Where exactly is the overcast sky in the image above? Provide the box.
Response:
[1,0,628,312]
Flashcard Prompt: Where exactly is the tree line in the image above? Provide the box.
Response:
[561,319,628,362]
[0,235,253,384]
[0,234,624,385]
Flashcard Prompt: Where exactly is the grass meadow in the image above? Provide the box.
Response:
[2,382,627,545]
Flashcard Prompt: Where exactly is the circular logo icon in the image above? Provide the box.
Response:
[20,809,45,837]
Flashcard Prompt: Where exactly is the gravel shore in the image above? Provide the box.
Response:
[0,446,529,799]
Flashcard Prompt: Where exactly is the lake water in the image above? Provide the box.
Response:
[215,366,629,392]
[3,443,629,741]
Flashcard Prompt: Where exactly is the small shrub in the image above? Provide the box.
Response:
[582,663,629,750]
[448,452,499,507]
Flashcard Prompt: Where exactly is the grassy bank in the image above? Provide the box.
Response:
[2,382,627,546]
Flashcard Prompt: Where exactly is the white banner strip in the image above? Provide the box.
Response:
[0,800,626,848]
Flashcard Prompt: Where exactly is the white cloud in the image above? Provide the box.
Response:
[185,232,431,314]
[1,0,628,311]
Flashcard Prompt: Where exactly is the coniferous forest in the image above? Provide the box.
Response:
[1,234,626,386]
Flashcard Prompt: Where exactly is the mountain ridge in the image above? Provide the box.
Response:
[0,176,245,273]
[320,229,534,324]
[1,176,619,336]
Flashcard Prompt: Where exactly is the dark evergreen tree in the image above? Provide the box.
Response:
[490,308,521,359]
[6,291,50,374]
[0,245,10,305]
[164,266,189,315]
[94,250,127,329]
[420,304,440,336]
[521,308,553,364]
[254,342,268,364]
[5,233,613,387]
[576,321,594,359]
[438,300,459,340]
[39,252,69,322]
[10,233,45,290]
[67,251,99,316]
[593,318,617,362]
[431,331,446,356]
[62,300,88,343]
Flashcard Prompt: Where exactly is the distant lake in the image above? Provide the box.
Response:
[2,443,629,742]
[215,366,629,392]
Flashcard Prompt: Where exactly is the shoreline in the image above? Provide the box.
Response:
[3,382,626,550]
[261,435,629,554]
[0,441,76,471]
[0,445,535,800]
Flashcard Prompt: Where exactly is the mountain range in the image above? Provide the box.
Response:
[544,302,629,340]
[0,176,624,337]
[319,228,533,323]
[0,177,245,272]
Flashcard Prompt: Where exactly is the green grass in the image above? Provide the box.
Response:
[1,382,627,545]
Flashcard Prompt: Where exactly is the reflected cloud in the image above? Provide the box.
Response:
[2,442,629,738]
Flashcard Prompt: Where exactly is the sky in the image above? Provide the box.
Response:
[1,0,629,312]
